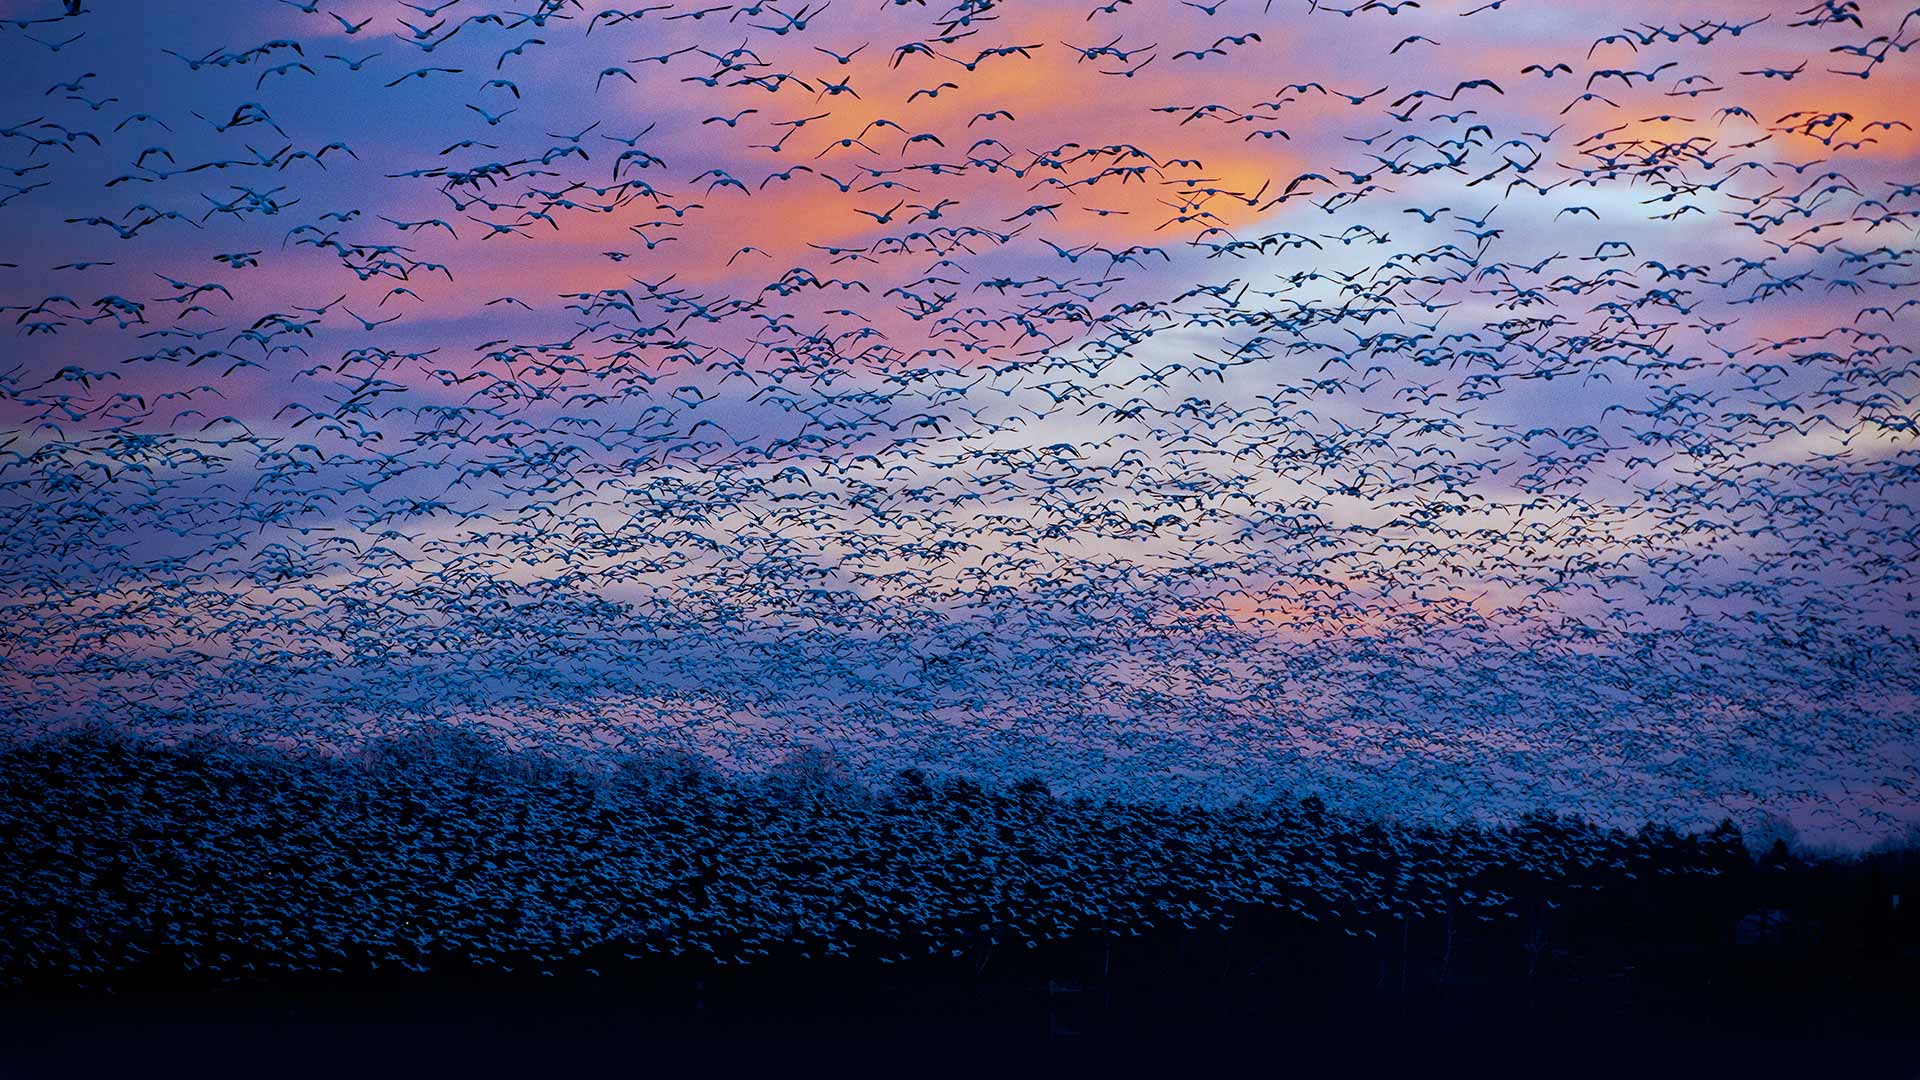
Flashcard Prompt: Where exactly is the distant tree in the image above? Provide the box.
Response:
[941,775,987,809]
[615,745,714,795]
[1746,813,1802,859]
[890,766,934,804]
[356,721,502,773]
[1012,776,1052,801]
[765,744,855,804]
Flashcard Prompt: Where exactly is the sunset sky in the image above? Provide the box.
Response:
[0,0,1916,844]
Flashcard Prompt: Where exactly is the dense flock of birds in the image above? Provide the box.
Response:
[0,727,1758,984]
[0,0,1917,850]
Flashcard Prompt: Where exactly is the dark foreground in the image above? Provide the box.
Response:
[3,985,1918,1078]
[4,968,1918,1077]
[2,729,1915,1075]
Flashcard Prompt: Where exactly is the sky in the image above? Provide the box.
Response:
[0,0,1916,844]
